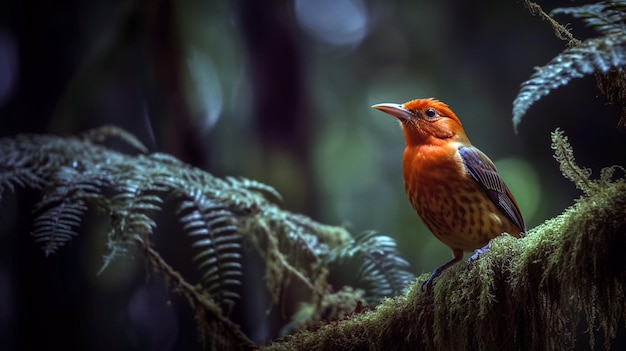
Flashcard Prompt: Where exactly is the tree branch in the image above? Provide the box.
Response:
[263,132,626,350]
[3,127,624,350]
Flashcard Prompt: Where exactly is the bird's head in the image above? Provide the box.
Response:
[372,98,468,146]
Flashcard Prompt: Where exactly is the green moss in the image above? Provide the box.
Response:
[263,130,626,350]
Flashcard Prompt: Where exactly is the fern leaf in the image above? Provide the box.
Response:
[30,166,109,255]
[79,124,149,153]
[0,168,41,199]
[324,231,414,306]
[513,33,626,131]
[0,139,46,199]
[101,170,163,270]
[176,189,242,308]
[552,1,626,36]
[32,200,87,256]
[226,176,283,202]
[353,233,414,303]
[111,169,164,215]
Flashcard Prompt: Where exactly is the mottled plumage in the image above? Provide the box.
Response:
[372,98,525,290]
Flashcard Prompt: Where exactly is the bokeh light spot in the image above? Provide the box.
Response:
[294,0,368,47]
[186,50,223,132]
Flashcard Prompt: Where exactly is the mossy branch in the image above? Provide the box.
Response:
[551,128,599,195]
[521,0,581,46]
[4,127,624,349]
[264,129,626,351]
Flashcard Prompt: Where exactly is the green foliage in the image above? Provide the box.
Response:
[323,231,413,307]
[176,191,242,309]
[32,166,106,255]
[0,126,414,349]
[264,129,626,351]
[552,1,626,36]
[513,0,626,130]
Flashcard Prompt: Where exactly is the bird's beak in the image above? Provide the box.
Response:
[371,103,413,121]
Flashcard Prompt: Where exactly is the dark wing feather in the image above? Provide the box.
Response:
[458,146,526,232]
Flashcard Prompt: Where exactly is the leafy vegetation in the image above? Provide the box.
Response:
[514,0,626,130]
[0,125,413,349]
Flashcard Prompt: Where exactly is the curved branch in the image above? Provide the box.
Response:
[264,161,626,350]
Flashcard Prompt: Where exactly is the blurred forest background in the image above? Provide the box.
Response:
[1,0,625,350]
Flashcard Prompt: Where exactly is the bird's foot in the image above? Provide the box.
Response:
[420,256,462,292]
[467,242,491,268]
[420,269,441,293]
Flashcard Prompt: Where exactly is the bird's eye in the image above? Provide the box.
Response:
[425,108,437,118]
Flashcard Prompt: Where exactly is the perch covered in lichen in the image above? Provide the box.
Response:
[263,129,626,351]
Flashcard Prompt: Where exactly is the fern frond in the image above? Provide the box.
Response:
[176,189,242,309]
[226,176,283,202]
[513,1,626,131]
[101,170,164,269]
[552,1,626,36]
[324,231,414,306]
[32,166,109,255]
[0,128,416,346]
[513,33,626,131]
[32,200,86,255]
[0,167,43,199]
[0,138,46,199]
[79,124,149,153]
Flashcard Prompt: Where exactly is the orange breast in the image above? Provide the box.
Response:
[403,144,520,252]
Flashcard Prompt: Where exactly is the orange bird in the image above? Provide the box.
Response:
[372,98,525,291]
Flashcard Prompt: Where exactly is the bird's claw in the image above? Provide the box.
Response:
[420,276,435,293]
[420,267,443,292]
[467,242,491,268]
